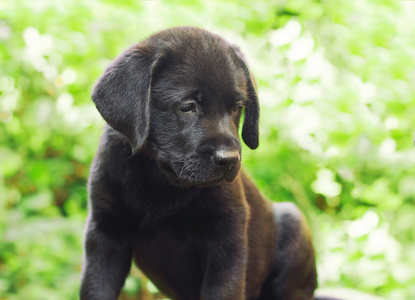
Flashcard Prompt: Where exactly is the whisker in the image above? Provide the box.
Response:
[178,165,190,179]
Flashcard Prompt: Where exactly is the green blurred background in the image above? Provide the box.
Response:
[1,0,414,299]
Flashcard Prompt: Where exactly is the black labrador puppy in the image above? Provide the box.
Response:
[81,27,319,300]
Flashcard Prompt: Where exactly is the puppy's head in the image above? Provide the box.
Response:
[92,27,259,187]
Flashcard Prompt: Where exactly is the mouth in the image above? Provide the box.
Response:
[158,161,240,187]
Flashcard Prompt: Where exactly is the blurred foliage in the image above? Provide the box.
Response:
[0,0,414,299]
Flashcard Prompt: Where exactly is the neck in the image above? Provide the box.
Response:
[121,152,202,219]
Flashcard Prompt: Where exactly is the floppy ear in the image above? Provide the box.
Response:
[91,45,162,155]
[231,46,260,150]
[242,72,260,150]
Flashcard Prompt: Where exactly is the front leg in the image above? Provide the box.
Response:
[201,213,248,300]
[80,218,133,300]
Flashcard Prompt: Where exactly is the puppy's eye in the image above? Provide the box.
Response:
[177,101,197,113]
[232,103,245,112]
[178,102,196,113]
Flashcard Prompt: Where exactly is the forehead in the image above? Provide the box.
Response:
[151,29,248,102]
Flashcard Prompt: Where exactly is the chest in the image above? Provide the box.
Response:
[133,232,205,300]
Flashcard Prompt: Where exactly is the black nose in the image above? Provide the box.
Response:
[212,150,240,169]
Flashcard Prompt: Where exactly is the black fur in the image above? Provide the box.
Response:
[81,27,319,300]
